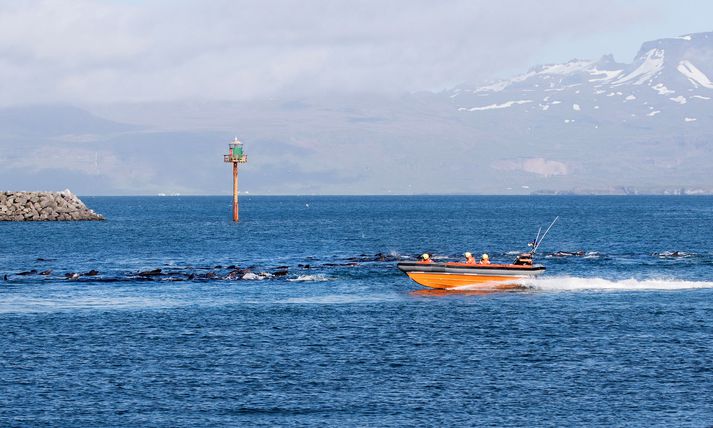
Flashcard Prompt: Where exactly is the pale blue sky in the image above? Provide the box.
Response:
[536,0,713,65]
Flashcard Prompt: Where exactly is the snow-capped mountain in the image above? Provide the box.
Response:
[450,32,713,125]
[431,32,713,194]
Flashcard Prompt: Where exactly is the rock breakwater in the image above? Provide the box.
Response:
[0,190,104,221]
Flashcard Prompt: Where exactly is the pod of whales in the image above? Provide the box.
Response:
[1,250,699,284]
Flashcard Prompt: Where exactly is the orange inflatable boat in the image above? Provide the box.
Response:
[399,217,557,290]
[397,258,544,290]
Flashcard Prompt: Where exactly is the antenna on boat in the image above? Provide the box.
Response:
[531,216,559,254]
[533,227,542,247]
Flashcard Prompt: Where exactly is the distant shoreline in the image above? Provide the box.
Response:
[76,193,713,197]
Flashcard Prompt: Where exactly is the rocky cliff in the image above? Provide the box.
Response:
[0,190,104,221]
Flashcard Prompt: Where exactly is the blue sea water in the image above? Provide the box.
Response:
[1,196,712,426]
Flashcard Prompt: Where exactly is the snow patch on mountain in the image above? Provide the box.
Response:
[458,100,533,111]
[473,73,536,93]
[613,49,664,85]
[538,60,595,75]
[589,68,624,82]
[677,60,713,89]
[652,83,675,95]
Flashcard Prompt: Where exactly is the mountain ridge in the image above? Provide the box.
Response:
[451,31,713,114]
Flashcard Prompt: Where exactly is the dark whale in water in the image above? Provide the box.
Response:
[552,251,585,257]
[653,251,692,258]
[138,268,162,277]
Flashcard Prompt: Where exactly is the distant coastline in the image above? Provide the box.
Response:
[530,187,713,196]
[71,191,713,197]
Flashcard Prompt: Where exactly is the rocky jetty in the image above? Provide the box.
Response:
[0,189,104,221]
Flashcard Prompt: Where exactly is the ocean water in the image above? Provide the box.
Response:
[1,196,712,426]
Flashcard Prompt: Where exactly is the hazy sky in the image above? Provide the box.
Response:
[1,0,711,106]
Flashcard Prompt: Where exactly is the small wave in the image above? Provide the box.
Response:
[279,294,396,304]
[0,297,186,313]
[521,276,713,292]
[287,274,332,282]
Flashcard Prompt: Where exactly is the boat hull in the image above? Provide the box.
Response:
[397,261,544,290]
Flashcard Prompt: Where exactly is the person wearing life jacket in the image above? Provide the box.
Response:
[418,253,433,264]
[514,253,533,266]
[464,252,476,264]
[480,253,491,265]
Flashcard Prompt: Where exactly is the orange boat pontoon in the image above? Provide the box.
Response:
[397,259,545,290]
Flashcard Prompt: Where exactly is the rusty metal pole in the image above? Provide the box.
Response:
[225,138,246,222]
[232,161,239,222]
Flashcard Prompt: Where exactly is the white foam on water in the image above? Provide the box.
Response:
[287,274,332,282]
[521,276,713,292]
[387,250,401,257]
[242,272,273,280]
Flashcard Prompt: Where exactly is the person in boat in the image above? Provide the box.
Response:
[514,253,533,266]
[480,253,491,264]
[464,252,476,264]
[418,253,433,264]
